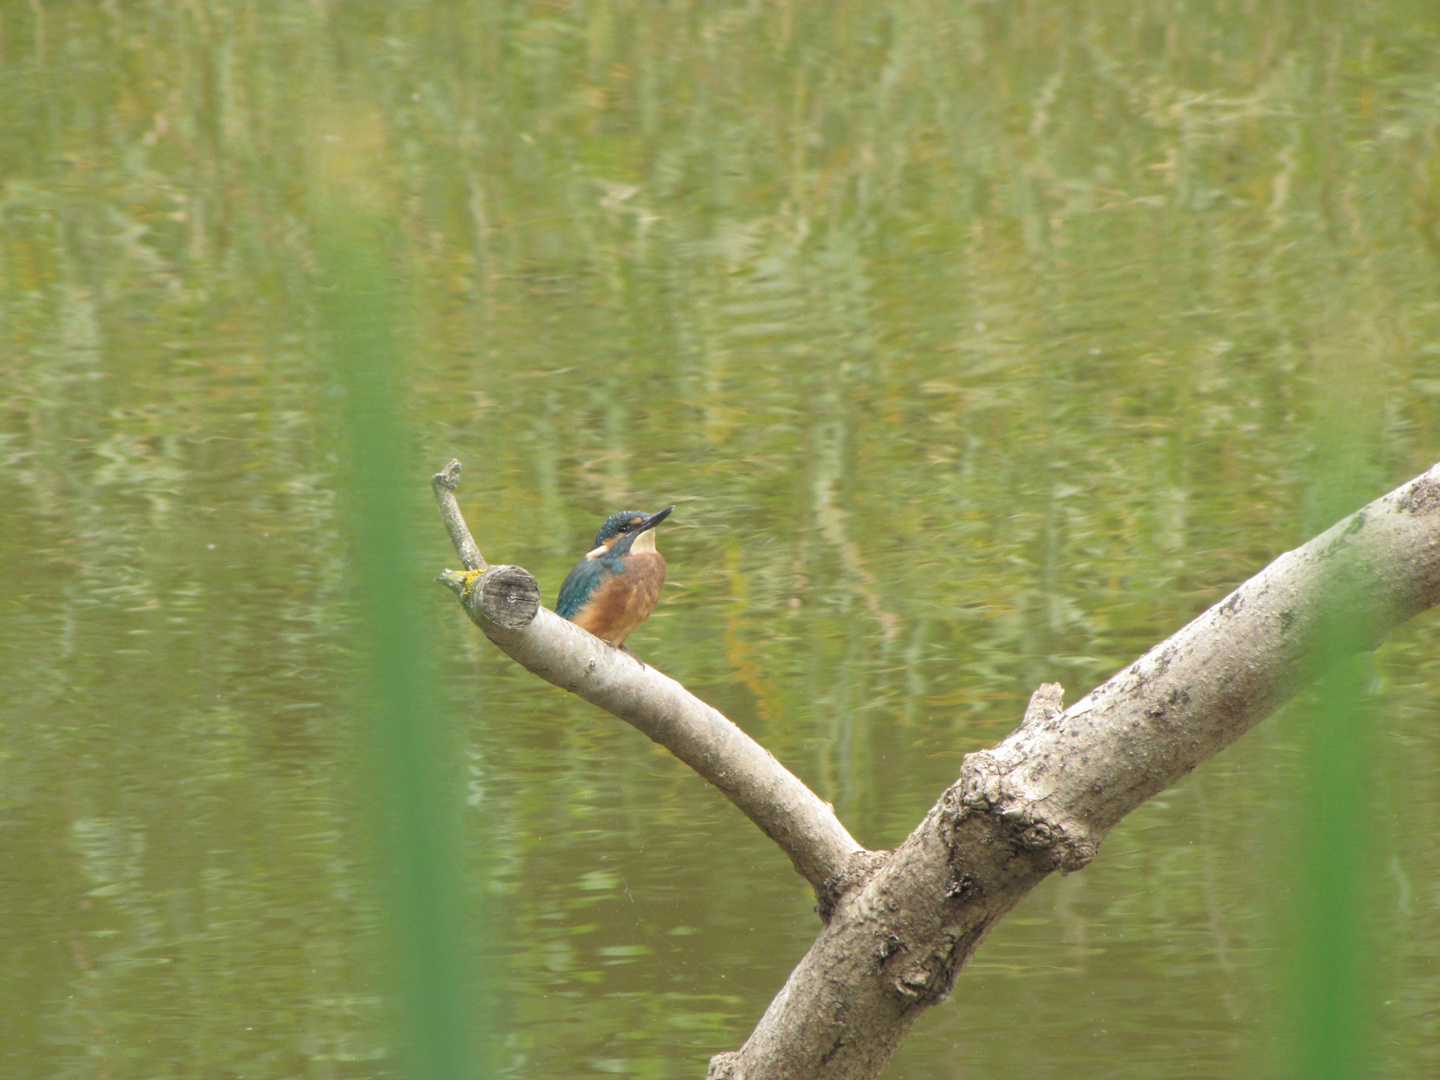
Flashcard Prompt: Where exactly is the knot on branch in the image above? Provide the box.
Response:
[958,750,1096,874]
[877,935,961,1005]
[705,1051,739,1080]
[1396,473,1440,514]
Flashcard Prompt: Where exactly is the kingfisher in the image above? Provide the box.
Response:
[556,506,674,655]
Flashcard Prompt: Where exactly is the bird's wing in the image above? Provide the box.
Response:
[556,558,612,619]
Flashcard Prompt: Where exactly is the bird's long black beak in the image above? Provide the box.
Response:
[637,506,674,533]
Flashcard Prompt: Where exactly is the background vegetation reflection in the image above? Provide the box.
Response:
[2,2,1439,1078]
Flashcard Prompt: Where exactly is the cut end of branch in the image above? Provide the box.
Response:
[466,564,541,630]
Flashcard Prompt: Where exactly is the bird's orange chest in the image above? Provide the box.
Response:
[574,552,666,646]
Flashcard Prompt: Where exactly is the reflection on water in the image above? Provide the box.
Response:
[3,1,1440,1077]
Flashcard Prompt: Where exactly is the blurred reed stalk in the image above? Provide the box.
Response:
[1287,376,1381,1080]
[315,106,483,1080]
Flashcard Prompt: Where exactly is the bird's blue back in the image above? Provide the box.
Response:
[556,552,623,619]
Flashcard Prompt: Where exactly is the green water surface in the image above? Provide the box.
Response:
[3,2,1440,1078]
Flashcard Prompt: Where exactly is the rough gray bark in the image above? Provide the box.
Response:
[434,459,1440,1080]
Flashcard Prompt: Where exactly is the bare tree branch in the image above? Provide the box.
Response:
[433,456,1440,1080]
[432,460,486,572]
[432,460,866,903]
[713,462,1440,1080]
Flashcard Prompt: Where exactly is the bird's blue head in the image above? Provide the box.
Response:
[587,506,674,558]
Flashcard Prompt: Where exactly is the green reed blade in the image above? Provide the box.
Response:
[1291,648,1372,1080]
[321,205,482,1080]
[1286,429,1378,1080]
